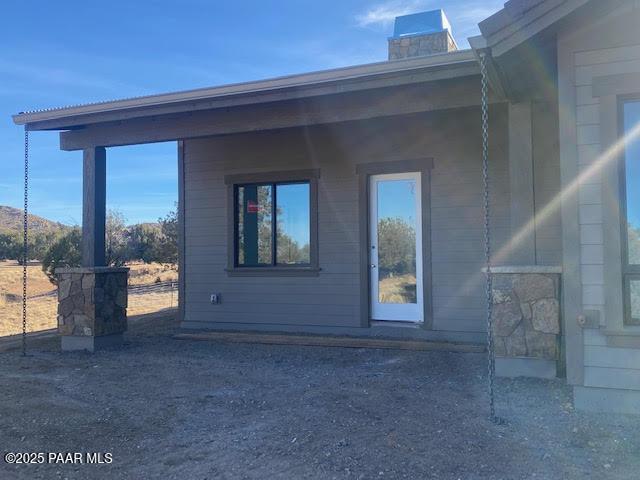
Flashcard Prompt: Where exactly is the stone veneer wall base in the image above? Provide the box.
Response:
[490,268,562,379]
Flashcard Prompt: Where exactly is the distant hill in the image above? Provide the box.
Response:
[0,206,164,234]
[0,205,176,263]
[0,206,69,234]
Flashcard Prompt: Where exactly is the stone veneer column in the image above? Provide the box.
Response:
[488,266,562,379]
[388,30,457,60]
[56,267,129,352]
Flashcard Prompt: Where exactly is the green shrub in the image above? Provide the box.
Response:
[42,228,82,284]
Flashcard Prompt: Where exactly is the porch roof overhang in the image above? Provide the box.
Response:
[478,0,591,58]
[12,50,485,151]
[470,0,629,102]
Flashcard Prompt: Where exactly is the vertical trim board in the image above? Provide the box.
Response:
[177,141,186,323]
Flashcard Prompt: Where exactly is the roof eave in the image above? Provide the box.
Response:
[14,50,477,131]
[478,0,590,57]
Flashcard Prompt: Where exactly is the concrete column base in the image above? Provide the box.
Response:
[61,333,124,352]
[495,357,557,379]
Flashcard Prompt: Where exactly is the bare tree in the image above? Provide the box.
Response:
[106,209,127,266]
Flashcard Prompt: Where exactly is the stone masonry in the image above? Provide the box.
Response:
[388,30,457,60]
[56,267,129,338]
[491,272,561,360]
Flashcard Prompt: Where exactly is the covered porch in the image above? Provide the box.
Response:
[14,43,562,383]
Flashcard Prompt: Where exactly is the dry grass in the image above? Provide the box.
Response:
[128,291,178,316]
[379,274,417,304]
[0,295,58,335]
[127,262,178,286]
[0,261,178,337]
[0,261,52,298]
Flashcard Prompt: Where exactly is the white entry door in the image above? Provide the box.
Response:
[369,172,423,322]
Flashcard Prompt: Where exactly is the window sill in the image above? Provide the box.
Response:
[225,267,321,277]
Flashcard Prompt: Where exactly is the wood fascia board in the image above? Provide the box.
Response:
[487,0,589,57]
[485,0,564,46]
[18,55,478,131]
[60,79,498,150]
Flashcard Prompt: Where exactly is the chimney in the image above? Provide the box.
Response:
[388,10,458,60]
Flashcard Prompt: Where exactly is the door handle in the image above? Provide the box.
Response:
[370,264,376,268]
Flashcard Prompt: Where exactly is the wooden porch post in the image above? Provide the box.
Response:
[82,147,106,267]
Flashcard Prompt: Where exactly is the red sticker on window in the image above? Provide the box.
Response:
[247,200,259,213]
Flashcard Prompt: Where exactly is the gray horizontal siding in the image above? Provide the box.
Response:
[584,366,640,390]
[570,10,640,393]
[584,345,640,370]
[186,274,359,288]
[183,107,509,334]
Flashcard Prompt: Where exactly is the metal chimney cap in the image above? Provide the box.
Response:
[392,9,452,38]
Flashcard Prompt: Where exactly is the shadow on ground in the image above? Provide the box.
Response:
[0,312,638,479]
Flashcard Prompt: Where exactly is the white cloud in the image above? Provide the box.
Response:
[355,0,431,28]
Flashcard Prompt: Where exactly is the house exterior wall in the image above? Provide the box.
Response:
[558,3,640,413]
[181,106,509,340]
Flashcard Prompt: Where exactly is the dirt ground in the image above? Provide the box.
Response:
[0,313,638,480]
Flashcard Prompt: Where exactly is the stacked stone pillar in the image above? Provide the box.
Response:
[56,267,129,351]
[488,267,562,378]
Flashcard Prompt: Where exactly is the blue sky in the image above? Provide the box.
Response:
[0,0,503,225]
[378,179,417,225]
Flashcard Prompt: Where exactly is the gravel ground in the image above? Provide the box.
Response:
[0,313,638,480]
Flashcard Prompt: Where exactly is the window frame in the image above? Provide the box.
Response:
[595,80,640,338]
[224,169,320,277]
[619,96,640,325]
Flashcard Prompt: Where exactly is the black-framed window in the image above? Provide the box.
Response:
[235,181,311,267]
[225,169,319,276]
[621,99,640,325]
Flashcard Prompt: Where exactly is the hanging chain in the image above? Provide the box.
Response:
[480,53,497,423]
[22,127,29,357]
